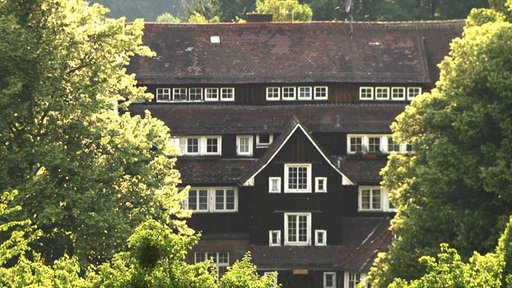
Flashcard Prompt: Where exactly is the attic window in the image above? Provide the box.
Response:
[210,35,220,44]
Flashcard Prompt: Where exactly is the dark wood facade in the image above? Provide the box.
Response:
[128,20,464,288]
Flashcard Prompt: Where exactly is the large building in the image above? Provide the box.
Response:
[127,18,464,288]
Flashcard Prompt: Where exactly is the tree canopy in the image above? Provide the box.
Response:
[369,1,512,286]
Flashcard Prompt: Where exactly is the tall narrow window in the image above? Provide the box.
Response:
[236,135,253,156]
[323,272,336,288]
[205,137,220,155]
[315,177,327,193]
[284,164,311,193]
[315,230,327,246]
[269,230,281,246]
[269,177,281,193]
[284,213,311,245]
[187,138,199,155]
[349,136,363,153]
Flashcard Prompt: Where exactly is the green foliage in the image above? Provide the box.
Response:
[255,0,313,21]
[91,0,188,21]
[370,2,512,287]
[0,0,189,267]
[219,252,280,288]
[157,12,181,22]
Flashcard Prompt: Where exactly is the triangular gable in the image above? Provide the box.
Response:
[239,116,354,186]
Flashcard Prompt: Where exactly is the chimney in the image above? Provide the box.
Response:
[246,13,273,22]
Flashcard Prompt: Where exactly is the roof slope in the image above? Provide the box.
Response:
[129,103,405,135]
[128,21,464,85]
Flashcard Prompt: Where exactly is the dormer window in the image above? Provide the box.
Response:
[236,135,253,156]
[180,136,222,156]
[256,134,273,148]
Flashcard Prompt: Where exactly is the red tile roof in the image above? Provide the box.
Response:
[128,21,464,85]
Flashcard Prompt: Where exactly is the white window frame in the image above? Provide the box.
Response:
[266,87,280,101]
[173,88,187,101]
[284,212,311,246]
[269,230,281,246]
[359,87,373,100]
[391,87,406,100]
[298,86,312,100]
[375,87,390,100]
[186,137,200,155]
[205,88,219,101]
[188,88,203,101]
[256,134,273,148]
[181,136,222,156]
[315,177,327,193]
[358,186,393,212]
[269,177,281,193]
[323,272,336,288]
[236,135,253,156]
[156,88,172,102]
[220,87,235,101]
[284,164,312,193]
[315,230,327,246]
[314,86,328,100]
[204,136,221,155]
[184,187,238,213]
[348,135,364,154]
[195,252,229,278]
[282,86,296,100]
[185,189,209,212]
[344,272,368,288]
[368,136,382,153]
[407,87,422,100]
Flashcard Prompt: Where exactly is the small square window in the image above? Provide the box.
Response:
[298,87,312,100]
[282,87,296,100]
[314,86,328,100]
[220,88,235,101]
[187,138,199,154]
[257,134,273,148]
[269,230,281,246]
[189,88,203,101]
[205,137,220,154]
[359,87,373,100]
[173,88,187,101]
[205,88,219,101]
[368,137,381,153]
[269,177,281,193]
[407,87,422,100]
[266,87,280,101]
[375,87,390,100]
[391,87,405,100]
[156,88,171,101]
[315,177,327,193]
[315,230,327,246]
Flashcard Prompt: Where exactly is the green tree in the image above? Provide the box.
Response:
[185,0,222,22]
[255,0,313,21]
[219,253,279,288]
[0,0,188,267]
[157,12,182,22]
[369,1,512,286]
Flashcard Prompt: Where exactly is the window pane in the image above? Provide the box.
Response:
[226,190,235,210]
[199,190,208,210]
[298,215,308,241]
[215,190,224,210]
[361,189,370,209]
[369,137,380,152]
[206,138,218,153]
[188,190,197,210]
[372,189,381,209]
[288,215,296,242]
[350,137,362,152]
[187,138,199,153]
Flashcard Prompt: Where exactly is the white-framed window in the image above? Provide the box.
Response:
[205,88,219,101]
[173,88,187,101]
[184,187,238,213]
[269,230,281,246]
[345,272,368,288]
[181,136,222,156]
[187,138,200,155]
[315,177,327,193]
[314,86,328,100]
[284,212,311,246]
[256,134,273,148]
[359,87,373,100]
[391,87,406,100]
[375,87,390,100]
[358,186,394,212]
[282,87,296,100]
[186,189,208,211]
[323,272,336,288]
[195,252,229,277]
[236,135,253,156]
[387,137,401,152]
[298,86,312,100]
[315,230,327,246]
[269,177,281,193]
[284,164,312,193]
[368,136,381,153]
[189,88,203,101]
[359,187,382,211]
[220,87,235,101]
[266,87,280,101]
[156,88,172,101]
[407,87,422,100]
[348,136,363,153]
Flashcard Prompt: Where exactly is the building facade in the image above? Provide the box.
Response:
[127,19,464,288]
